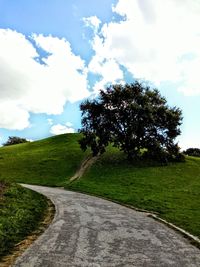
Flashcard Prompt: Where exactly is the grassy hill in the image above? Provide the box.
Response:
[0,133,87,186]
[0,133,199,239]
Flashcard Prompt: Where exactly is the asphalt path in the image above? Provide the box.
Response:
[14,184,200,267]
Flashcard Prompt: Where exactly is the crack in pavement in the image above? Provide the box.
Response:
[13,184,200,267]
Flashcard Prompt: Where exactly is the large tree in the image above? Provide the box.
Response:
[79,82,183,162]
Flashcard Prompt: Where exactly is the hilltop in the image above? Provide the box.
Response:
[0,133,87,186]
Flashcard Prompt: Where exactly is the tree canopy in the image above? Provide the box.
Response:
[79,82,183,162]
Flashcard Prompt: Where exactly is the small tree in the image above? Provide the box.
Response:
[183,148,200,157]
[3,136,29,146]
[79,82,183,162]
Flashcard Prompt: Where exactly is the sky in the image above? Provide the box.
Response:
[0,0,200,149]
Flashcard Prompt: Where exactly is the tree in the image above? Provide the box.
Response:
[3,136,29,146]
[183,148,200,157]
[79,82,183,162]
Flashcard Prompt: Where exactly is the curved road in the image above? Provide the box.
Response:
[14,184,200,267]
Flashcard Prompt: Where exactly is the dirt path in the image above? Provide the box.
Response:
[70,155,99,182]
[13,184,200,267]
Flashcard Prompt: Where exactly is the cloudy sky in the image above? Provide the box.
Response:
[0,0,199,149]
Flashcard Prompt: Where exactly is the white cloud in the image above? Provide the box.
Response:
[0,29,90,130]
[65,121,73,127]
[88,57,124,92]
[50,123,75,135]
[0,101,30,130]
[83,16,101,33]
[88,0,200,95]
[1,1,200,131]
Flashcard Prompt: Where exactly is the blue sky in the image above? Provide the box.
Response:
[0,0,199,149]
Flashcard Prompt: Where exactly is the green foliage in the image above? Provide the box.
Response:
[79,82,183,162]
[183,148,200,157]
[68,148,200,238]
[0,133,88,186]
[0,183,47,258]
[3,136,29,146]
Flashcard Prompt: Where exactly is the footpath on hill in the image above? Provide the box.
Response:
[70,155,99,182]
[13,184,200,267]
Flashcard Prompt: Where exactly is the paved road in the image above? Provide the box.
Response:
[14,184,200,267]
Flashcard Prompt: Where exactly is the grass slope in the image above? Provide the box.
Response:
[0,133,86,186]
[0,133,199,239]
[0,182,47,258]
[68,147,200,239]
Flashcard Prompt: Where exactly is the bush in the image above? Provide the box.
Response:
[3,136,29,146]
[183,148,200,157]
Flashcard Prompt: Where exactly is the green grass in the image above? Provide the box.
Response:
[0,182,47,258]
[67,147,200,239]
[0,133,87,186]
[0,133,199,240]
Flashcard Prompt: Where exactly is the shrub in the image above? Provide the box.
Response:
[183,148,200,157]
[3,136,29,146]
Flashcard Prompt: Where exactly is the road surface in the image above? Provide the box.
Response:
[14,184,200,267]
